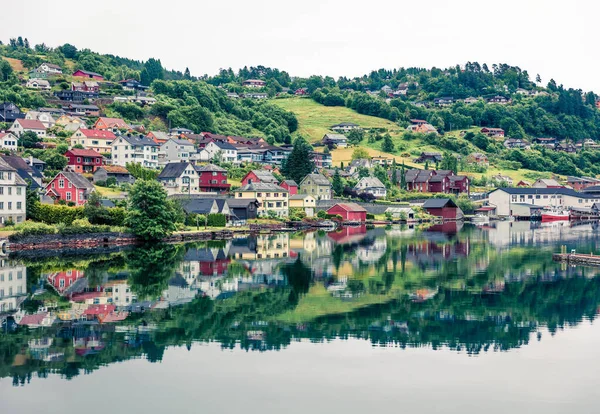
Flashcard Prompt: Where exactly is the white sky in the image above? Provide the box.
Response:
[1,0,598,92]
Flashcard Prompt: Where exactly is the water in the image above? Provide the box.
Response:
[2,221,600,414]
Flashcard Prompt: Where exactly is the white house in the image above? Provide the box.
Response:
[354,176,387,198]
[9,119,47,138]
[200,141,238,163]
[25,79,51,90]
[488,188,600,217]
[111,135,160,168]
[0,158,27,225]
[0,261,27,313]
[37,63,63,74]
[25,111,56,128]
[0,133,18,151]
[159,138,195,163]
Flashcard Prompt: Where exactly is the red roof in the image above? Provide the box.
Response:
[66,148,103,157]
[476,206,496,211]
[84,304,116,316]
[18,313,48,326]
[328,202,367,213]
[16,119,46,130]
[78,129,117,139]
[96,117,128,128]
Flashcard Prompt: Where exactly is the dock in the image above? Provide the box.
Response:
[552,252,600,266]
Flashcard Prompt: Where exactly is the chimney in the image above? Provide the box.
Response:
[29,155,34,167]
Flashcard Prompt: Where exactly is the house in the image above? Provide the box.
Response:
[9,119,47,138]
[195,163,231,193]
[72,69,104,80]
[532,137,557,148]
[127,96,156,105]
[26,79,51,90]
[299,173,332,200]
[487,95,510,104]
[1,155,43,189]
[321,134,348,149]
[326,203,367,222]
[407,123,438,134]
[45,171,95,205]
[371,156,394,166]
[279,180,298,196]
[24,156,46,174]
[480,127,505,138]
[331,122,360,133]
[159,138,195,163]
[69,128,116,154]
[532,178,563,188]
[56,114,86,128]
[566,176,600,191]
[0,158,27,225]
[503,138,528,149]
[111,135,160,168]
[235,182,289,217]
[554,141,577,153]
[354,176,387,198]
[226,198,259,224]
[347,158,372,176]
[72,81,99,93]
[488,188,600,217]
[311,151,332,169]
[464,97,479,104]
[53,90,98,102]
[289,194,316,217]
[93,165,135,185]
[244,92,268,99]
[0,132,18,151]
[25,111,55,128]
[65,149,104,173]
[64,104,100,117]
[410,119,428,126]
[227,135,266,146]
[516,180,530,187]
[157,162,201,195]
[242,79,266,88]
[385,207,415,220]
[200,141,238,163]
[236,148,266,164]
[466,152,488,165]
[119,79,148,91]
[180,198,230,217]
[295,88,309,95]
[0,102,24,123]
[93,117,129,131]
[448,175,470,195]
[415,152,442,163]
[433,97,454,106]
[492,173,513,186]
[0,262,27,312]
[422,198,463,220]
[37,63,63,74]
[169,127,194,136]
[147,131,170,144]
[427,173,450,193]
[241,170,278,186]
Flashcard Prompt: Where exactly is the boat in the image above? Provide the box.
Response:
[470,214,489,223]
[541,208,570,222]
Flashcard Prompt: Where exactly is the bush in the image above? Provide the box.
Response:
[57,218,111,235]
[206,213,227,227]
[317,210,328,219]
[8,221,57,241]
[289,208,306,221]
[95,180,106,187]
[366,213,375,220]
[31,204,85,225]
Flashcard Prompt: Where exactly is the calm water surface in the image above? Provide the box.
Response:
[1,221,600,414]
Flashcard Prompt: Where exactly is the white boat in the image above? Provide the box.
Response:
[471,214,489,223]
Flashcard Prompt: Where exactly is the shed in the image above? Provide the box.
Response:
[422,198,463,220]
[326,203,367,222]
[385,207,415,220]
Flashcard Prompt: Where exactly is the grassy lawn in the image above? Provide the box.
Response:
[2,57,24,71]
[94,185,126,198]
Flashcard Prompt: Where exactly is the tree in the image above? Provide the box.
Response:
[84,192,111,225]
[347,128,365,145]
[125,180,178,241]
[536,74,542,84]
[400,162,407,190]
[38,150,67,171]
[59,43,78,59]
[141,58,164,86]
[381,134,395,153]
[440,152,459,173]
[184,67,191,80]
[352,147,370,160]
[126,162,160,180]
[281,137,315,184]
[0,60,13,81]
[19,131,41,148]
[332,169,344,195]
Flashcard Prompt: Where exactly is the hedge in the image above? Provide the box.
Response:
[207,213,227,227]
[8,222,57,241]
[31,204,84,225]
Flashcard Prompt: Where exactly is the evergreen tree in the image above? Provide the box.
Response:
[141,58,164,86]
[332,168,344,195]
[400,162,407,190]
[381,134,395,153]
[391,160,398,186]
[424,161,429,170]
[125,180,178,241]
[281,137,315,184]
[184,67,191,80]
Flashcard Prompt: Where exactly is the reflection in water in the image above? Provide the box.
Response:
[2,221,600,386]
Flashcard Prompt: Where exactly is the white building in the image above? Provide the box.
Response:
[25,79,51,90]
[0,133,18,151]
[37,63,63,74]
[25,111,56,128]
[488,188,600,217]
[199,141,238,163]
[9,119,47,138]
[111,135,160,168]
[159,138,195,163]
[354,176,387,198]
[0,158,27,225]
[0,260,27,314]
[157,162,200,195]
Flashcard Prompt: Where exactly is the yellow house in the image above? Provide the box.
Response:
[69,127,117,154]
[235,182,289,217]
[289,194,316,217]
[299,173,332,200]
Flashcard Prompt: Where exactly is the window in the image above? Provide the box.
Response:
[0,202,3,210]
[257,193,262,197]
[7,202,11,210]
[77,157,81,163]
[16,187,21,195]
[66,192,72,201]
[68,182,72,189]
[0,187,3,195]
[238,193,242,197]
[59,179,65,188]
[16,202,21,210]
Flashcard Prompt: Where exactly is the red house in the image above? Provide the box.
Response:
[428,175,450,193]
[480,127,505,138]
[65,148,104,173]
[195,164,231,193]
[72,69,104,80]
[45,171,95,205]
[280,180,298,196]
[448,176,470,195]
[47,270,85,294]
[93,117,129,130]
[422,198,463,220]
[326,203,367,222]
[241,170,277,186]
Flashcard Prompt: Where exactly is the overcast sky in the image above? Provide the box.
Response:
[2,0,598,92]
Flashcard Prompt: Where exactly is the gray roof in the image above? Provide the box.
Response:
[251,170,277,183]
[331,122,359,127]
[195,163,226,172]
[121,135,159,146]
[240,182,288,192]
[355,176,385,189]
[59,171,95,190]
[158,162,193,179]
[290,194,313,200]
[301,173,330,186]
[492,187,599,198]
[282,179,298,186]
[212,141,237,151]
[169,138,194,146]
[226,198,258,208]
[422,198,458,209]
[323,134,348,141]
[181,198,217,215]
